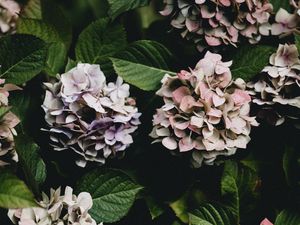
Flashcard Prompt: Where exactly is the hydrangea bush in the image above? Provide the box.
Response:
[0,0,300,225]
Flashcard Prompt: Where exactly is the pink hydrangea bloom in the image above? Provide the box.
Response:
[8,186,102,225]
[150,51,258,167]
[260,218,273,225]
[42,63,141,167]
[247,44,300,126]
[160,0,273,50]
[0,0,20,35]
[271,8,298,36]
[0,79,21,167]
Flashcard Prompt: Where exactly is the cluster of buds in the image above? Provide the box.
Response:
[8,186,102,225]
[160,0,273,50]
[0,79,21,167]
[150,51,258,167]
[247,44,300,126]
[0,0,20,35]
[42,63,141,167]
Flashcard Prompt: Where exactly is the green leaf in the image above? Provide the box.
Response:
[17,18,67,75]
[88,0,109,18]
[145,196,165,220]
[170,196,189,223]
[45,43,67,75]
[65,58,78,72]
[107,0,149,19]
[275,210,300,225]
[76,168,143,223]
[0,171,37,208]
[41,0,72,48]
[170,185,207,223]
[231,45,276,82]
[15,134,46,195]
[75,18,127,64]
[221,161,260,222]
[0,106,11,120]
[295,34,300,53]
[21,0,72,48]
[17,18,61,42]
[111,40,176,91]
[21,0,42,19]
[9,91,31,131]
[283,146,300,187]
[269,0,291,12]
[189,203,236,225]
[0,34,47,85]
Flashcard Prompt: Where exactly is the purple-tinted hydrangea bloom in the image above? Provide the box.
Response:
[160,0,273,51]
[42,63,141,167]
[150,52,258,167]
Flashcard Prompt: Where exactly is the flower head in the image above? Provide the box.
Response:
[247,44,300,126]
[42,63,141,167]
[8,186,102,225]
[0,0,20,35]
[151,51,258,167]
[160,0,273,50]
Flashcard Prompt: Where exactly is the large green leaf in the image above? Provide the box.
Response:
[17,18,61,42]
[76,168,143,223]
[41,0,72,48]
[269,0,291,12]
[107,0,150,19]
[15,134,46,195]
[0,34,47,85]
[75,18,127,64]
[231,45,276,82]
[111,40,176,91]
[221,161,260,222]
[275,210,300,225]
[189,203,236,225]
[21,0,72,48]
[17,18,67,75]
[0,171,37,208]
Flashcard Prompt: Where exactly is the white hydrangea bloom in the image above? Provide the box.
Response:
[8,186,103,225]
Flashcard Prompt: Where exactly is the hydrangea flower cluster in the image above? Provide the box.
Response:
[247,44,300,126]
[0,79,21,167]
[160,0,273,50]
[8,186,102,225]
[150,51,258,167]
[0,0,20,35]
[261,0,300,37]
[42,63,141,167]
